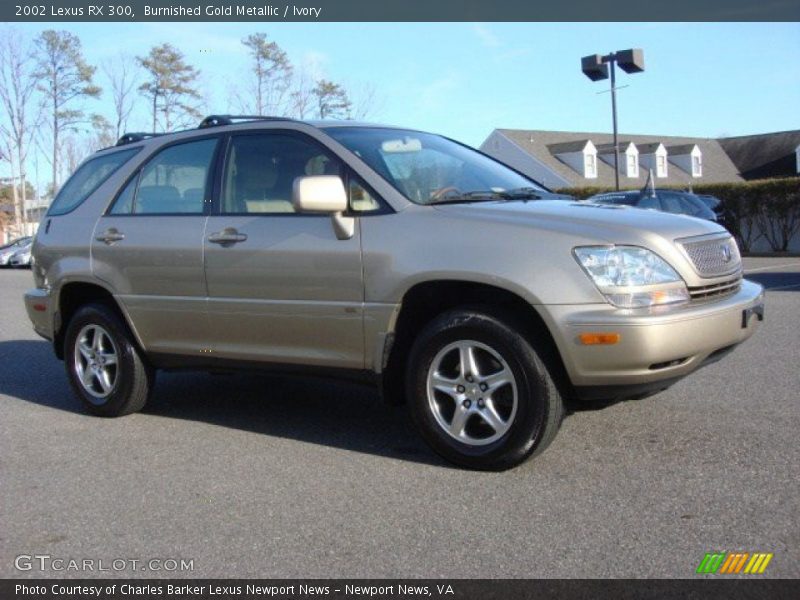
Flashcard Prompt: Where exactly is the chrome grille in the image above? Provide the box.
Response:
[688,275,742,301]
[678,234,741,277]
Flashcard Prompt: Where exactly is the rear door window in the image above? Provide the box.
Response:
[47,148,140,216]
[110,139,218,215]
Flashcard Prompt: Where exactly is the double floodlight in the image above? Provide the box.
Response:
[581,49,645,82]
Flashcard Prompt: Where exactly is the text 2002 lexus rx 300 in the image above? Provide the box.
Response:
[24,115,764,469]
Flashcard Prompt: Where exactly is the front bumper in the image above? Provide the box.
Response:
[24,287,54,341]
[546,279,764,390]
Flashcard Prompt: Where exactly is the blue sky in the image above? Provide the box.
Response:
[5,22,800,163]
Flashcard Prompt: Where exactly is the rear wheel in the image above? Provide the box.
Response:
[64,303,154,417]
[406,308,563,470]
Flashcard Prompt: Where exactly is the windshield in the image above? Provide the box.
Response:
[324,127,546,205]
[1,237,31,250]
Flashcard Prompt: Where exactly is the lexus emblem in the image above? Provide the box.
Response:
[721,245,732,263]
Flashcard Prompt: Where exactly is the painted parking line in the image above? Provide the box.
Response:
[764,282,800,291]
[744,261,800,273]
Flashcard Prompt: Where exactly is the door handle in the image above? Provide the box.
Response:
[96,228,125,244]
[208,228,247,245]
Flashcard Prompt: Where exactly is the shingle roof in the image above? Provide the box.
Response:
[718,130,800,180]
[595,142,635,154]
[665,143,698,155]
[547,140,591,154]
[636,142,665,154]
[491,129,743,188]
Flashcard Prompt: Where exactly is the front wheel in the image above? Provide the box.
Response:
[64,303,154,417]
[406,308,563,470]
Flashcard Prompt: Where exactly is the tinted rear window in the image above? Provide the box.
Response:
[48,148,140,216]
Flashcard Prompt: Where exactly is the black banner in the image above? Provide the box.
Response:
[2,579,798,600]
[3,0,800,22]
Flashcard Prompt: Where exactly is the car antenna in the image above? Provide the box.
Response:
[641,169,657,198]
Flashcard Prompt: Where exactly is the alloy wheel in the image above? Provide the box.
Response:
[426,340,518,446]
[73,324,119,403]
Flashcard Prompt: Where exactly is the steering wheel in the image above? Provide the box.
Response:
[429,186,462,201]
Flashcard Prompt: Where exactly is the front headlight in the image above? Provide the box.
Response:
[573,246,689,308]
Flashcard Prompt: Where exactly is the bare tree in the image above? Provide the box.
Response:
[312,79,352,120]
[348,82,384,120]
[138,43,202,133]
[102,53,139,140]
[34,29,101,195]
[288,70,315,119]
[62,135,87,176]
[0,131,22,236]
[0,29,40,231]
[89,115,117,150]
[240,33,293,115]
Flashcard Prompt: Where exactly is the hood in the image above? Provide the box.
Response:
[432,199,725,245]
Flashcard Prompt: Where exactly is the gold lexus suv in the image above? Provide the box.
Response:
[24,116,764,469]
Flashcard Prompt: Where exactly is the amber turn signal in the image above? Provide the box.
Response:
[579,332,621,345]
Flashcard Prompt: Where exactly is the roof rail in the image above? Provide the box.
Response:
[198,114,294,129]
[116,132,164,146]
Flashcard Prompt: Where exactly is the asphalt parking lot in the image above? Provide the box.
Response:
[1,258,798,579]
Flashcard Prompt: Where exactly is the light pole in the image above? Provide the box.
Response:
[581,49,645,191]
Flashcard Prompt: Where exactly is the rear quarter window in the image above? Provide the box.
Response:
[47,148,140,216]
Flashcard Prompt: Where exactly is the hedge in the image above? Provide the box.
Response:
[556,178,800,252]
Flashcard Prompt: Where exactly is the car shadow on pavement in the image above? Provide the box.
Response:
[0,339,447,467]
[745,271,800,291]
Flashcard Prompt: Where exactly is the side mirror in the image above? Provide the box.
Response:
[292,175,347,213]
[292,176,354,240]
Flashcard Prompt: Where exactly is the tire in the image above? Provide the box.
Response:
[406,308,563,470]
[63,303,154,417]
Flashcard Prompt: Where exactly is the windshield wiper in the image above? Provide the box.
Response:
[426,190,510,205]
[426,187,547,206]
[502,187,545,199]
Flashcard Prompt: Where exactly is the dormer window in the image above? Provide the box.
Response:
[585,153,597,178]
[596,142,639,178]
[692,154,702,177]
[656,154,668,178]
[666,143,701,178]
[637,143,666,180]
[548,139,597,179]
[626,152,639,178]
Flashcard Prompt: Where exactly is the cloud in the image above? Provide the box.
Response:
[473,24,501,48]
[416,71,461,111]
[301,50,330,80]
[471,23,531,62]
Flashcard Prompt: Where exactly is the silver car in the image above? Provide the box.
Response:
[0,236,32,266]
[23,116,764,469]
[9,241,33,268]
